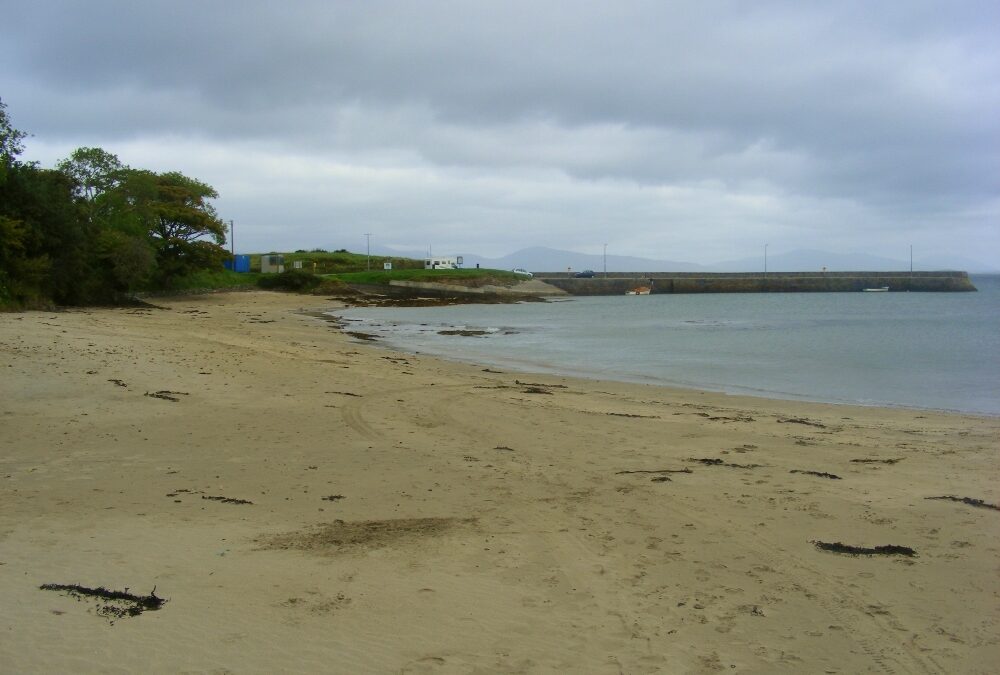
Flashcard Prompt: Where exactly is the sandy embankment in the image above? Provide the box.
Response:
[1,291,997,673]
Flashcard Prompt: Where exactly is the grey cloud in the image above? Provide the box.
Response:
[2,1,997,262]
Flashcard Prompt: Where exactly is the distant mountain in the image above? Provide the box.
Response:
[365,245,996,274]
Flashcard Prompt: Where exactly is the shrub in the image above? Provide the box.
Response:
[256,269,323,292]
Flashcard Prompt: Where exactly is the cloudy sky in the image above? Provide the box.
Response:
[2,1,998,266]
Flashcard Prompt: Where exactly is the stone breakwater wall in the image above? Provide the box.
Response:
[536,271,976,295]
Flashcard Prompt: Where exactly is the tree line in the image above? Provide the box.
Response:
[1,98,229,309]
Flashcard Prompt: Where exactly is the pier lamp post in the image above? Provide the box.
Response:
[364,233,372,270]
[764,243,768,276]
[603,243,608,277]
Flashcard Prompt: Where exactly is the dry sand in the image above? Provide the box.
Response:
[1,290,997,674]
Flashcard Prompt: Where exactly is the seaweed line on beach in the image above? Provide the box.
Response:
[851,458,904,464]
[39,583,166,622]
[515,380,568,389]
[778,417,827,428]
[144,390,189,402]
[790,469,842,480]
[616,468,693,475]
[926,496,1000,511]
[688,458,763,469]
[694,412,755,422]
[812,541,916,557]
[202,495,254,505]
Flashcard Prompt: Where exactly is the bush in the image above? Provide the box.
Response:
[256,269,323,292]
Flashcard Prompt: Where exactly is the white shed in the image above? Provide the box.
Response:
[261,254,285,273]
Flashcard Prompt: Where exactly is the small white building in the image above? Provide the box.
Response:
[424,257,460,269]
[261,254,285,273]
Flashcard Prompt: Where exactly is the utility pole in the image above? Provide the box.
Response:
[910,244,913,276]
[364,233,372,270]
[764,243,768,277]
[603,243,608,277]
[230,220,235,258]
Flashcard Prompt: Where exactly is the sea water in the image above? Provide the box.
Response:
[337,275,1000,416]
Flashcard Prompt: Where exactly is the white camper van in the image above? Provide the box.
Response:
[424,257,460,270]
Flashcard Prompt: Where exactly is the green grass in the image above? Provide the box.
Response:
[250,250,425,274]
[144,250,518,296]
[160,269,263,292]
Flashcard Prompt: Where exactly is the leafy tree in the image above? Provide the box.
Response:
[57,146,126,201]
[95,229,156,299]
[1,101,232,307]
[0,162,93,305]
[0,98,27,168]
[115,169,228,285]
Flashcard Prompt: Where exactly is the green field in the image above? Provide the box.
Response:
[141,251,521,297]
[326,268,520,286]
[250,250,425,274]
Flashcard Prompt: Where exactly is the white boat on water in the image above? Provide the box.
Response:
[626,286,651,295]
[862,286,890,292]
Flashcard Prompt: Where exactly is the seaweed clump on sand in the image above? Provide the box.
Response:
[790,469,842,480]
[812,541,916,557]
[202,495,253,505]
[40,584,166,622]
[925,496,1000,511]
[688,458,762,469]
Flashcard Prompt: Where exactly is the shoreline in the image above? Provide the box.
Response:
[333,300,1000,420]
[2,291,998,673]
[338,324,1000,420]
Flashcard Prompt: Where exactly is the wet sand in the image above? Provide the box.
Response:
[1,291,997,673]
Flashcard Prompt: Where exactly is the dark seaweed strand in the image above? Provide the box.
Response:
[812,541,916,557]
[790,469,842,479]
[926,496,1000,511]
[39,584,166,610]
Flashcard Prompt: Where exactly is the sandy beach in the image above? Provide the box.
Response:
[1,290,997,674]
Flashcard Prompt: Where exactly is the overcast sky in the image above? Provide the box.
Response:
[2,1,998,265]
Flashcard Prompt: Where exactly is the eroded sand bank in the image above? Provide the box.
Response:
[1,291,997,673]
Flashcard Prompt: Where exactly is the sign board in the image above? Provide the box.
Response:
[293,260,303,269]
[383,262,392,270]
[456,256,464,265]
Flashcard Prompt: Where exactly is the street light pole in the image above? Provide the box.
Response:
[603,243,607,277]
[364,233,372,270]
[764,243,768,276]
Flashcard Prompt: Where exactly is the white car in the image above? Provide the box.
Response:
[511,268,533,278]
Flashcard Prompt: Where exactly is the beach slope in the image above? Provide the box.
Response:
[1,291,997,673]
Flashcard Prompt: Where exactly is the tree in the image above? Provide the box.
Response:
[57,147,125,201]
[0,97,27,168]
[0,100,231,306]
[95,229,156,299]
[114,169,228,284]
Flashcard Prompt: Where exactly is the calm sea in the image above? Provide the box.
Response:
[338,275,1000,416]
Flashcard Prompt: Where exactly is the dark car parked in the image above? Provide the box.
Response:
[574,270,596,278]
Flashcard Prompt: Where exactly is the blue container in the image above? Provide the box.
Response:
[224,254,251,273]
